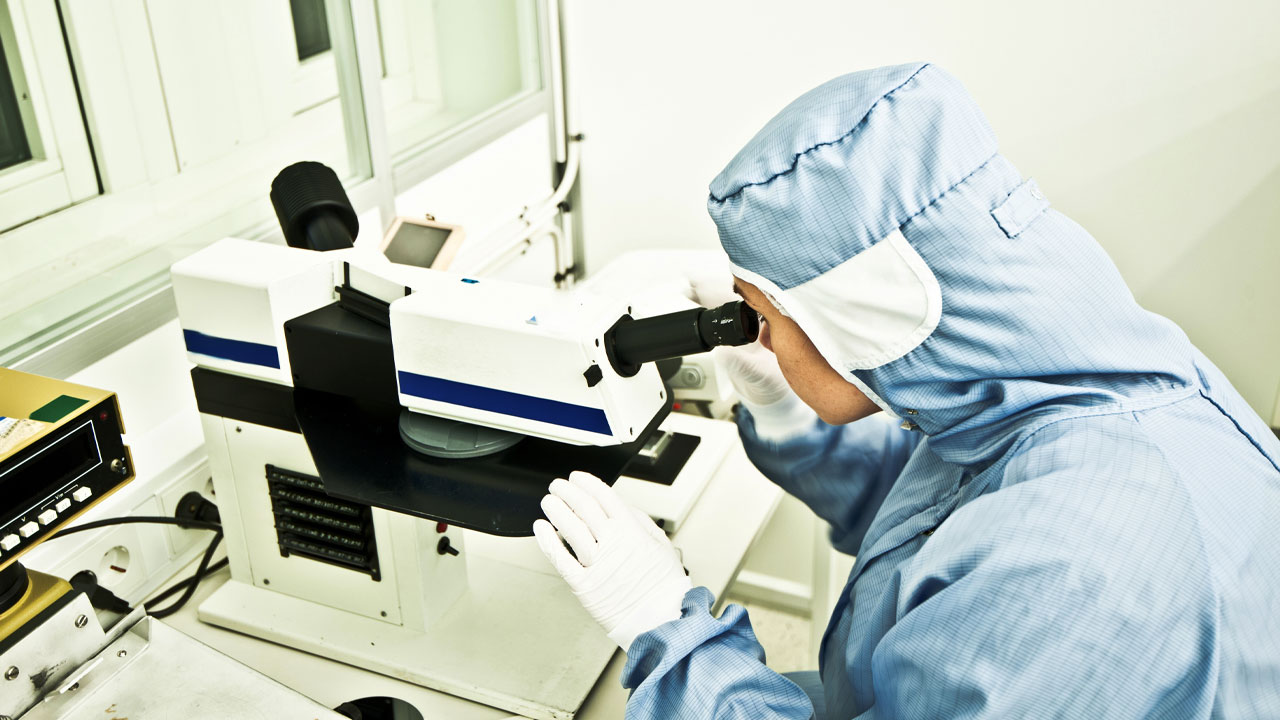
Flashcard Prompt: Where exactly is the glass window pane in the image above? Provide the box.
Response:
[140,0,364,179]
[0,31,32,171]
[0,0,372,360]
[378,0,542,164]
[290,0,332,61]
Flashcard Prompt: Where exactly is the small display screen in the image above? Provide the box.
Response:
[0,421,98,519]
[384,222,453,268]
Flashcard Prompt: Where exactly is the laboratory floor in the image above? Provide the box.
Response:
[723,595,815,674]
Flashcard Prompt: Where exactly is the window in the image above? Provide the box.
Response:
[376,0,543,185]
[0,0,97,232]
[0,30,32,171]
[0,0,557,375]
[0,0,367,357]
[290,0,332,61]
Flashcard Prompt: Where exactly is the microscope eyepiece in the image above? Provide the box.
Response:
[270,161,358,252]
[604,301,760,378]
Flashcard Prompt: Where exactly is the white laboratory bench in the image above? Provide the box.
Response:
[156,434,783,719]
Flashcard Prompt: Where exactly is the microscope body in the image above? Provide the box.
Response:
[173,239,666,446]
[390,265,666,447]
[169,236,671,718]
[164,162,756,718]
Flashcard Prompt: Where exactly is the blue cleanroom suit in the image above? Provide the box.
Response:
[621,63,1280,718]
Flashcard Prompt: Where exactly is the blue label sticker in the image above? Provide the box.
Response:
[398,371,611,436]
[183,329,281,369]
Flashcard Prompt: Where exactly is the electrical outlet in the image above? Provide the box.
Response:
[27,460,216,606]
[156,458,215,558]
[43,496,171,602]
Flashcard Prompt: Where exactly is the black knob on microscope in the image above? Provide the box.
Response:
[270,161,358,252]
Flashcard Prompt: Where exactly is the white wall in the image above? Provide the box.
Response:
[573,0,1280,419]
[571,0,1280,589]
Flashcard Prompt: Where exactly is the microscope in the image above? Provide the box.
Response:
[169,162,757,719]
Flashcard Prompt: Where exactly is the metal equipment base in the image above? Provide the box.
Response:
[196,556,616,720]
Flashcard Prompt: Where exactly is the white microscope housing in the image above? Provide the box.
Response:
[167,161,756,719]
[389,267,666,448]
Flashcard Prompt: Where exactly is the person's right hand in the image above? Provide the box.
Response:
[682,269,789,407]
[713,339,791,407]
[683,265,816,440]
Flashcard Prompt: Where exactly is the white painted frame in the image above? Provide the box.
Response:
[0,0,558,374]
[0,0,97,232]
[374,0,547,190]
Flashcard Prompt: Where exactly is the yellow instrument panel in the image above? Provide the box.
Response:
[0,369,133,570]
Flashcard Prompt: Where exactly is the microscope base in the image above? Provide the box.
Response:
[197,556,616,720]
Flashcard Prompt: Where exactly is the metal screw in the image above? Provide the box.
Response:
[74,615,88,629]
[263,578,270,585]
[904,409,919,416]
[5,666,18,680]
[380,611,387,617]
[117,649,128,658]
[235,426,242,433]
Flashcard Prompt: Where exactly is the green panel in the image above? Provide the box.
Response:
[29,395,88,423]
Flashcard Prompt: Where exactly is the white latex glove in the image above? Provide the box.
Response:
[682,267,816,440]
[533,471,692,651]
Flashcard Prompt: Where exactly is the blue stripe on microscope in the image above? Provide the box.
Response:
[183,329,281,369]
[398,371,612,436]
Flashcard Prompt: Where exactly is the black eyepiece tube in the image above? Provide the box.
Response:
[270,161,358,251]
[605,301,760,377]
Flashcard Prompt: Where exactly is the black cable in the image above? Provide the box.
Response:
[49,515,221,539]
[147,529,223,620]
[144,558,229,608]
[69,570,132,614]
[37,511,226,618]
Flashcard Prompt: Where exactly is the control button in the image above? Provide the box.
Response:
[55,498,71,513]
[72,487,92,502]
[0,535,18,551]
[38,510,57,526]
[18,522,39,538]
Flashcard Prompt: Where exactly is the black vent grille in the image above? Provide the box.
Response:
[266,464,380,580]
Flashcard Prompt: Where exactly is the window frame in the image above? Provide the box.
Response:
[375,0,550,191]
[1,0,561,379]
[0,0,97,232]
[0,16,33,170]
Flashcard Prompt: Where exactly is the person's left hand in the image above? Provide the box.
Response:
[533,471,692,651]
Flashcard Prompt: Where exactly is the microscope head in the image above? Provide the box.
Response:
[389,272,758,448]
[171,161,758,535]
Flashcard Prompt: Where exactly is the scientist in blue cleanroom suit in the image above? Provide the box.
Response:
[533,62,1280,719]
